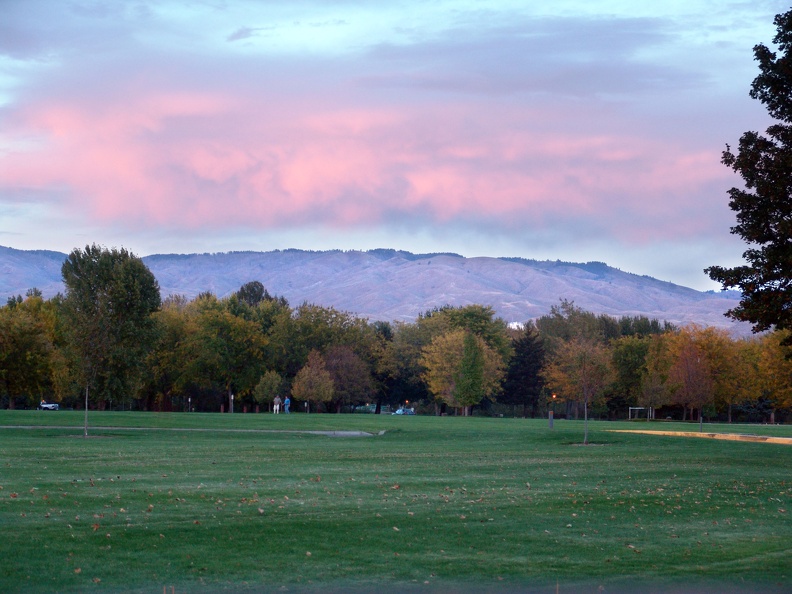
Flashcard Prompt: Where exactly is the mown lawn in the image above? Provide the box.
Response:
[1,411,790,593]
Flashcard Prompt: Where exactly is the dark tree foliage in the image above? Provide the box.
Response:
[323,344,373,412]
[61,244,161,407]
[501,324,545,417]
[537,300,673,346]
[236,281,268,307]
[706,10,792,337]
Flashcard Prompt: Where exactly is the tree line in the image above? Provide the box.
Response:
[1,245,790,424]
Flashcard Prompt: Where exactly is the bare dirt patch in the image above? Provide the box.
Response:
[608,429,792,445]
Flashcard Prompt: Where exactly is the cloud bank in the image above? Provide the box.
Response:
[0,0,786,289]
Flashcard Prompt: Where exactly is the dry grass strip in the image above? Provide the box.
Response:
[608,429,792,445]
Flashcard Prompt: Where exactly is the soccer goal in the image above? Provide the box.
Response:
[629,406,654,420]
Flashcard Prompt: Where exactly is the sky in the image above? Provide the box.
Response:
[0,0,788,291]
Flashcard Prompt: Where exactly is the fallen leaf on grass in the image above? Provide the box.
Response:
[393,527,400,531]
[91,523,100,531]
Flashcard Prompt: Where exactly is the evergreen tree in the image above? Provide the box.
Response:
[706,9,792,337]
[501,324,546,417]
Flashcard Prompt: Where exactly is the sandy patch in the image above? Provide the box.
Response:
[608,429,792,445]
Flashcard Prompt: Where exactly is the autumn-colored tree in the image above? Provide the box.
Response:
[291,350,334,411]
[691,326,750,423]
[719,338,761,423]
[666,329,714,430]
[420,329,504,416]
[756,331,792,421]
[541,337,613,444]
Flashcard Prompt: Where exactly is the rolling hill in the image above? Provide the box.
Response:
[0,246,748,333]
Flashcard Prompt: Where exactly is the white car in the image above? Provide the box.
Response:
[38,401,59,411]
[391,408,415,415]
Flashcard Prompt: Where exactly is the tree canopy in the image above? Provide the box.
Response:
[61,244,161,410]
[706,9,792,337]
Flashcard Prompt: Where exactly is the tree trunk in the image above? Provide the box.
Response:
[583,397,589,445]
[728,403,732,424]
[84,385,89,438]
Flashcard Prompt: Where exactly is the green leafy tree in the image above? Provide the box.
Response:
[610,335,650,417]
[639,334,673,417]
[181,295,267,413]
[706,9,792,337]
[0,297,53,408]
[536,300,603,346]
[236,281,268,307]
[254,370,285,411]
[144,295,192,411]
[268,303,365,377]
[61,245,161,433]
[443,304,513,361]
[378,321,433,412]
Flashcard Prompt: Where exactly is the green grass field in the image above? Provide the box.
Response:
[1,411,790,593]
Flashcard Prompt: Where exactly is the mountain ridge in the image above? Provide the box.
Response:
[0,245,747,333]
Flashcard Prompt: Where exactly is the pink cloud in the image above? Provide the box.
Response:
[0,86,733,246]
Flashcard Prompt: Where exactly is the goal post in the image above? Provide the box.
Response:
[629,406,655,420]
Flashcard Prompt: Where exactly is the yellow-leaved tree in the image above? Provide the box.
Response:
[420,329,504,416]
[291,350,334,412]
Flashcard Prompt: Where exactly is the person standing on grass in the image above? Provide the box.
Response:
[284,395,291,414]
[273,395,282,414]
